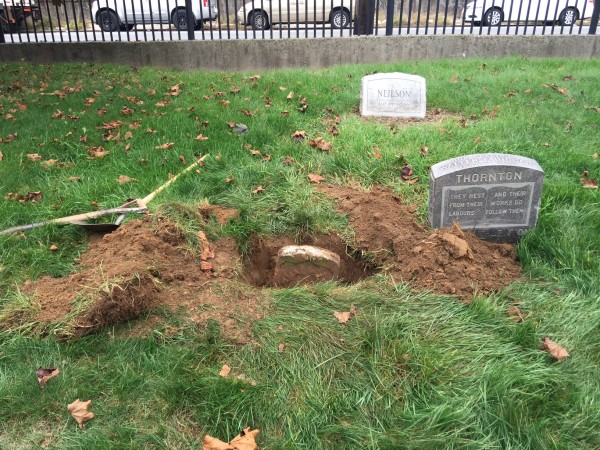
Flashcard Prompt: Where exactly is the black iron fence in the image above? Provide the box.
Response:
[1,0,598,43]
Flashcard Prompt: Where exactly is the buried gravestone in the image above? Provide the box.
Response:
[428,153,544,243]
[360,73,426,118]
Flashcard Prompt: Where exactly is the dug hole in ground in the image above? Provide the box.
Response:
[20,184,522,343]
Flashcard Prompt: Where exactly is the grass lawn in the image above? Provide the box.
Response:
[0,56,599,449]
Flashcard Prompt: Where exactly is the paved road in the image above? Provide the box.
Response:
[3,23,592,43]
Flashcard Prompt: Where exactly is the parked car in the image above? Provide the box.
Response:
[462,0,594,26]
[91,0,218,32]
[0,0,41,33]
[237,0,354,30]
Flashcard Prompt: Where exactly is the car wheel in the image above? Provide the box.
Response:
[194,21,203,30]
[97,10,119,32]
[483,8,502,26]
[120,24,134,31]
[172,9,194,31]
[250,10,269,30]
[558,7,578,26]
[330,9,350,28]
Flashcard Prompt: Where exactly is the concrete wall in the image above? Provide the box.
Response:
[1,35,599,71]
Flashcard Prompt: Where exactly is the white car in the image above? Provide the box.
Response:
[237,0,355,30]
[463,0,594,26]
[91,0,218,32]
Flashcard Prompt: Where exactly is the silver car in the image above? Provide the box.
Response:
[463,0,593,26]
[237,0,354,30]
[91,0,218,31]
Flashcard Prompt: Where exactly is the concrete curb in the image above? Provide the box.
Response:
[1,34,598,71]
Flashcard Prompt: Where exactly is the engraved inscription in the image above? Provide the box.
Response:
[361,73,426,118]
[441,183,534,228]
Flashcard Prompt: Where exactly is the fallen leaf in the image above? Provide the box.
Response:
[419,146,428,156]
[333,311,351,324]
[580,178,598,189]
[49,244,59,251]
[203,428,260,450]
[407,177,420,185]
[252,186,264,194]
[120,105,134,116]
[401,165,413,180]
[539,337,570,361]
[168,84,181,96]
[233,123,248,134]
[450,75,458,83]
[286,91,294,100]
[41,159,59,168]
[474,137,481,143]
[67,399,94,428]
[292,130,307,142]
[550,83,568,95]
[308,173,325,184]
[372,146,382,159]
[155,142,175,150]
[87,146,110,158]
[219,364,231,377]
[283,156,295,165]
[195,134,209,141]
[593,153,598,160]
[507,305,524,323]
[201,261,214,272]
[117,175,136,185]
[0,151,3,161]
[179,155,186,165]
[249,149,262,157]
[278,343,285,352]
[97,120,123,130]
[308,137,331,151]
[66,176,80,182]
[36,367,60,388]
[27,153,43,161]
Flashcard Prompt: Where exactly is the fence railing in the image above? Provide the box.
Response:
[1,0,599,43]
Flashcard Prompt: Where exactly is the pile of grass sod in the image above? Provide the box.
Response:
[1,57,599,448]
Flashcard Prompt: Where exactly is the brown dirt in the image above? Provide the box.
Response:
[19,185,522,340]
[357,107,461,129]
[317,185,521,298]
[21,215,264,343]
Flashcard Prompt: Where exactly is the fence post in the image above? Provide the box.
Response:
[590,0,600,34]
[185,0,195,40]
[0,26,4,44]
[385,0,395,35]
[354,0,375,34]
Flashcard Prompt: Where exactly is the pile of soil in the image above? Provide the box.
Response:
[316,185,521,297]
[21,215,263,342]
[19,184,522,340]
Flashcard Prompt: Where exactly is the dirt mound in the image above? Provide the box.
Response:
[19,185,522,339]
[317,185,521,298]
[21,216,263,342]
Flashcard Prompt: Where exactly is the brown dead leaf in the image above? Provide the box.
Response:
[117,175,136,185]
[419,146,428,156]
[196,134,209,141]
[249,149,262,157]
[49,244,59,252]
[203,428,260,450]
[251,186,264,194]
[120,105,134,116]
[168,84,182,96]
[283,156,295,165]
[580,178,598,189]
[292,130,307,142]
[67,399,94,428]
[66,176,80,182]
[539,337,570,361]
[219,364,231,377]
[450,75,458,83]
[0,151,3,161]
[41,159,59,168]
[97,120,123,130]
[1,132,18,143]
[155,142,175,150]
[550,83,569,95]
[87,146,110,159]
[278,343,285,352]
[36,367,60,388]
[308,137,332,151]
[372,146,382,159]
[308,173,325,184]
[27,153,43,161]
[401,165,413,180]
[593,153,598,160]
[334,305,360,324]
[286,91,294,100]
[507,305,524,323]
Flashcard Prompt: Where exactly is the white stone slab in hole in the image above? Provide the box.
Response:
[360,73,426,118]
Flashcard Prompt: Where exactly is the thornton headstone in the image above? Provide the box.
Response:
[428,153,544,243]
[360,73,426,118]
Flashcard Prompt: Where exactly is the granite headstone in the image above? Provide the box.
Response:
[428,153,544,243]
[360,73,426,118]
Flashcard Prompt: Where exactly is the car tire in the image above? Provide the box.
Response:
[483,7,502,26]
[194,21,203,30]
[558,7,578,26]
[97,10,119,32]
[120,24,134,31]
[172,9,194,31]
[330,9,350,28]
[249,10,269,30]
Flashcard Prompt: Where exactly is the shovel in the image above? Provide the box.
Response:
[0,155,207,236]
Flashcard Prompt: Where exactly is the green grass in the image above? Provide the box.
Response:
[0,57,599,448]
